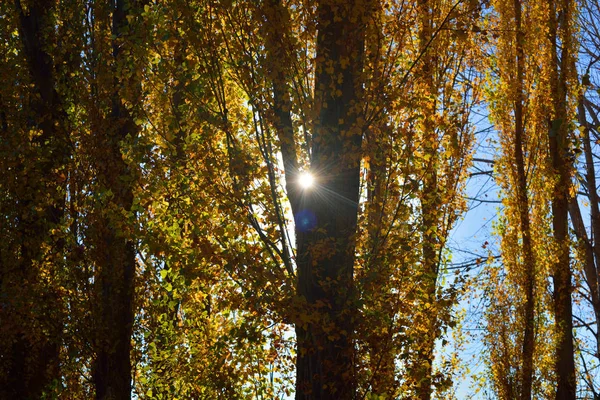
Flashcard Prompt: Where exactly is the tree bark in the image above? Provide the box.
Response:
[91,1,139,398]
[1,1,69,397]
[548,0,576,398]
[512,2,536,399]
[568,98,600,360]
[293,1,368,398]
[413,2,441,398]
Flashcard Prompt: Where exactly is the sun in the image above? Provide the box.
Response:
[298,172,315,189]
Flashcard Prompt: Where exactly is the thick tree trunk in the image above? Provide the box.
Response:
[91,1,138,398]
[1,1,68,397]
[293,1,368,398]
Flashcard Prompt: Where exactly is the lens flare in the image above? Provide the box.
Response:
[298,172,314,189]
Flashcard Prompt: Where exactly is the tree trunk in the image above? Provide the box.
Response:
[513,2,536,399]
[91,1,139,398]
[294,1,368,398]
[365,123,396,396]
[568,97,600,362]
[1,1,68,397]
[413,2,440,398]
[548,0,576,398]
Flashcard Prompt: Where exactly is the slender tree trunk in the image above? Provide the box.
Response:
[365,124,396,396]
[413,2,440,398]
[550,122,576,400]
[293,1,368,398]
[568,98,600,359]
[91,1,139,398]
[261,0,298,278]
[512,2,536,399]
[548,0,576,397]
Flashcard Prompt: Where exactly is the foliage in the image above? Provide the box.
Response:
[0,0,596,399]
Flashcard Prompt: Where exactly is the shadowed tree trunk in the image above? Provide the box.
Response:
[0,1,69,397]
[290,1,369,398]
[91,0,141,398]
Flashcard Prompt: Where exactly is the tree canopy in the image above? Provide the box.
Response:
[1,0,600,399]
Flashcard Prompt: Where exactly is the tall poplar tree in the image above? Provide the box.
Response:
[484,0,556,397]
[86,0,146,397]
[288,1,369,397]
[569,1,600,395]
[547,0,577,396]
[0,1,70,397]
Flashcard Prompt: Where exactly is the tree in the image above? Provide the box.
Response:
[547,0,577,397]
[1,0,595,399]
[288,1,369,398]
[258,0,479,397]
[85,0,145,398]
[0,0,71,397]
[483,0,578,397]
[484,0,542,397]
[482,0,569,397]
[567,0,600,396]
